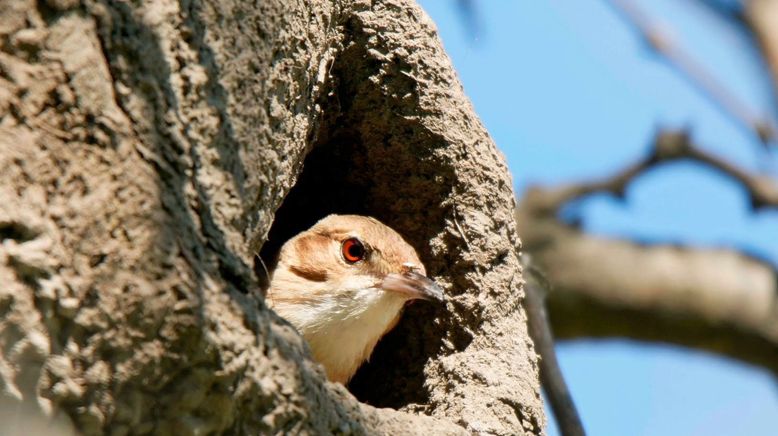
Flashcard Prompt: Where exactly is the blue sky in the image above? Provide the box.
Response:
[417,1,778,434]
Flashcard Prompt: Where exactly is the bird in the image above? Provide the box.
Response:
[266,214,445,384]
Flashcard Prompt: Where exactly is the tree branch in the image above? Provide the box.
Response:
[516,129,778,375]
[535,129,778,212]
[523,256,586,436]
[743,0,778,118]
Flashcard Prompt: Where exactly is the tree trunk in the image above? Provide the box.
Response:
[0,0,544,434]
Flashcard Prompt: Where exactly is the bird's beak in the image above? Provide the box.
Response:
[380,271,445,303]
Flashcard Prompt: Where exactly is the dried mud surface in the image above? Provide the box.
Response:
[0,0,544,434]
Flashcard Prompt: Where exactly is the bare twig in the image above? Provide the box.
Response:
[606,0,775,144]
[691,0,778,137]
[651,129,778,208]
[523,255,586,436]
[694,0,747,26]
[743,0,778,121]
[532,129,778,213]
[454,0,483,42]
[452,209,473,252]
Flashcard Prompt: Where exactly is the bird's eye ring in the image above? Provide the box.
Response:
[341,238,365,263]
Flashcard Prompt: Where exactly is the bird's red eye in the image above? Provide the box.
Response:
[341,238,365,263]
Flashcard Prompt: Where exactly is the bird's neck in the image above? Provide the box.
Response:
[271,285,406,383]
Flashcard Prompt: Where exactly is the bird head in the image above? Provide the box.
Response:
[266,214,444,383]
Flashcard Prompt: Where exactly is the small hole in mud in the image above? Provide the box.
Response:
[89,253,107,268]
[0,221,39,243]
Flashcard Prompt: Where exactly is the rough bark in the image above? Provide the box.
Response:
[0,0,544,434]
